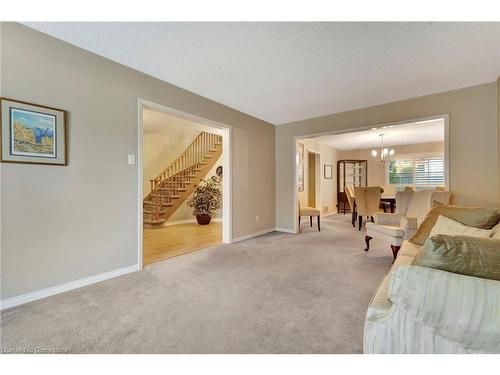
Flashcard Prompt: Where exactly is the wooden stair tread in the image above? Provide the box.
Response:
[143,209,166,215]
[144,130,222,225]
[143,218,166,225]
[143,201,173,207]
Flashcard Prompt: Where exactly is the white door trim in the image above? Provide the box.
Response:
[137,99,233,269]
[293,114,450,233]
[306,150,322,210]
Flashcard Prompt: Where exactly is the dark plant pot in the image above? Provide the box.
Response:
[196,214,212,225]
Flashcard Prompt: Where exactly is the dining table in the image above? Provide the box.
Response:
[380,196,396,213]
[352,196,396,213]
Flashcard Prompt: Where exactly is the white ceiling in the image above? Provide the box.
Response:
[308,118,444,150]
[24,22,500,125]
[143,106,222,135]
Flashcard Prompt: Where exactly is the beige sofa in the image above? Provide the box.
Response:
[364,239,500,353]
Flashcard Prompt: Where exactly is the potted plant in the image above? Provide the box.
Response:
[186,175,222,225]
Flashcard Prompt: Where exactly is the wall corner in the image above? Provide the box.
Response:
[497,77,500,205]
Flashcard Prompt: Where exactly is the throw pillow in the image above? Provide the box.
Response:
[428,215,493,239]
[412,234,500,281]
[409,205,500,246]
[491,222,500,239]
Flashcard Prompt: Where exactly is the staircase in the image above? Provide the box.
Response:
[143,131,223,227]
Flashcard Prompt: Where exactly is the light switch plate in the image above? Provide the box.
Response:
[128,154,136,165]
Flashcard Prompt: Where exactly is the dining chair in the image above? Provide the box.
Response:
[298,201,321,231]
[345,186,357,227]
[353,186,381,231]
[378,186,390,213]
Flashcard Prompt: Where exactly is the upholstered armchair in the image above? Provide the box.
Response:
[365,190,451,260]
[353,186,382,231]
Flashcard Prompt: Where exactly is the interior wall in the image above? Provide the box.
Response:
[297,139,340,215]
[143,108,223,221]
[339,141,444,197]
[498,78,500,204]
[1,23,275,300]
[276,82,499,231]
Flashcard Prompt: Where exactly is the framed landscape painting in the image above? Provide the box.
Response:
[1,98,66,165]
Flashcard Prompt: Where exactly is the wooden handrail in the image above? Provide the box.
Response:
[145,131,222,221]
[151,131,214,184]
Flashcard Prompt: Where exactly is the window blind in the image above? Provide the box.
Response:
[388,156,445,188]
[414,157,444,186]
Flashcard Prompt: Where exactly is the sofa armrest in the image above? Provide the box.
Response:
[388,266,500,353]
[373,213,401,226]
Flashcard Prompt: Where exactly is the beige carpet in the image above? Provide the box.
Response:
[1,214,392,353]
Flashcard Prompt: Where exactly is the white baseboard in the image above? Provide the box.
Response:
[274,227,297,234]
[0,264,139,310]
[164,218,223,226]
[231,227,277,243]
[1,224,290,309]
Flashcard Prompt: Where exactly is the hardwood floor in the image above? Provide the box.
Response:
[143,222,222,266]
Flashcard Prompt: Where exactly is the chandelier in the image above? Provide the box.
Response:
[371,134,395,167]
